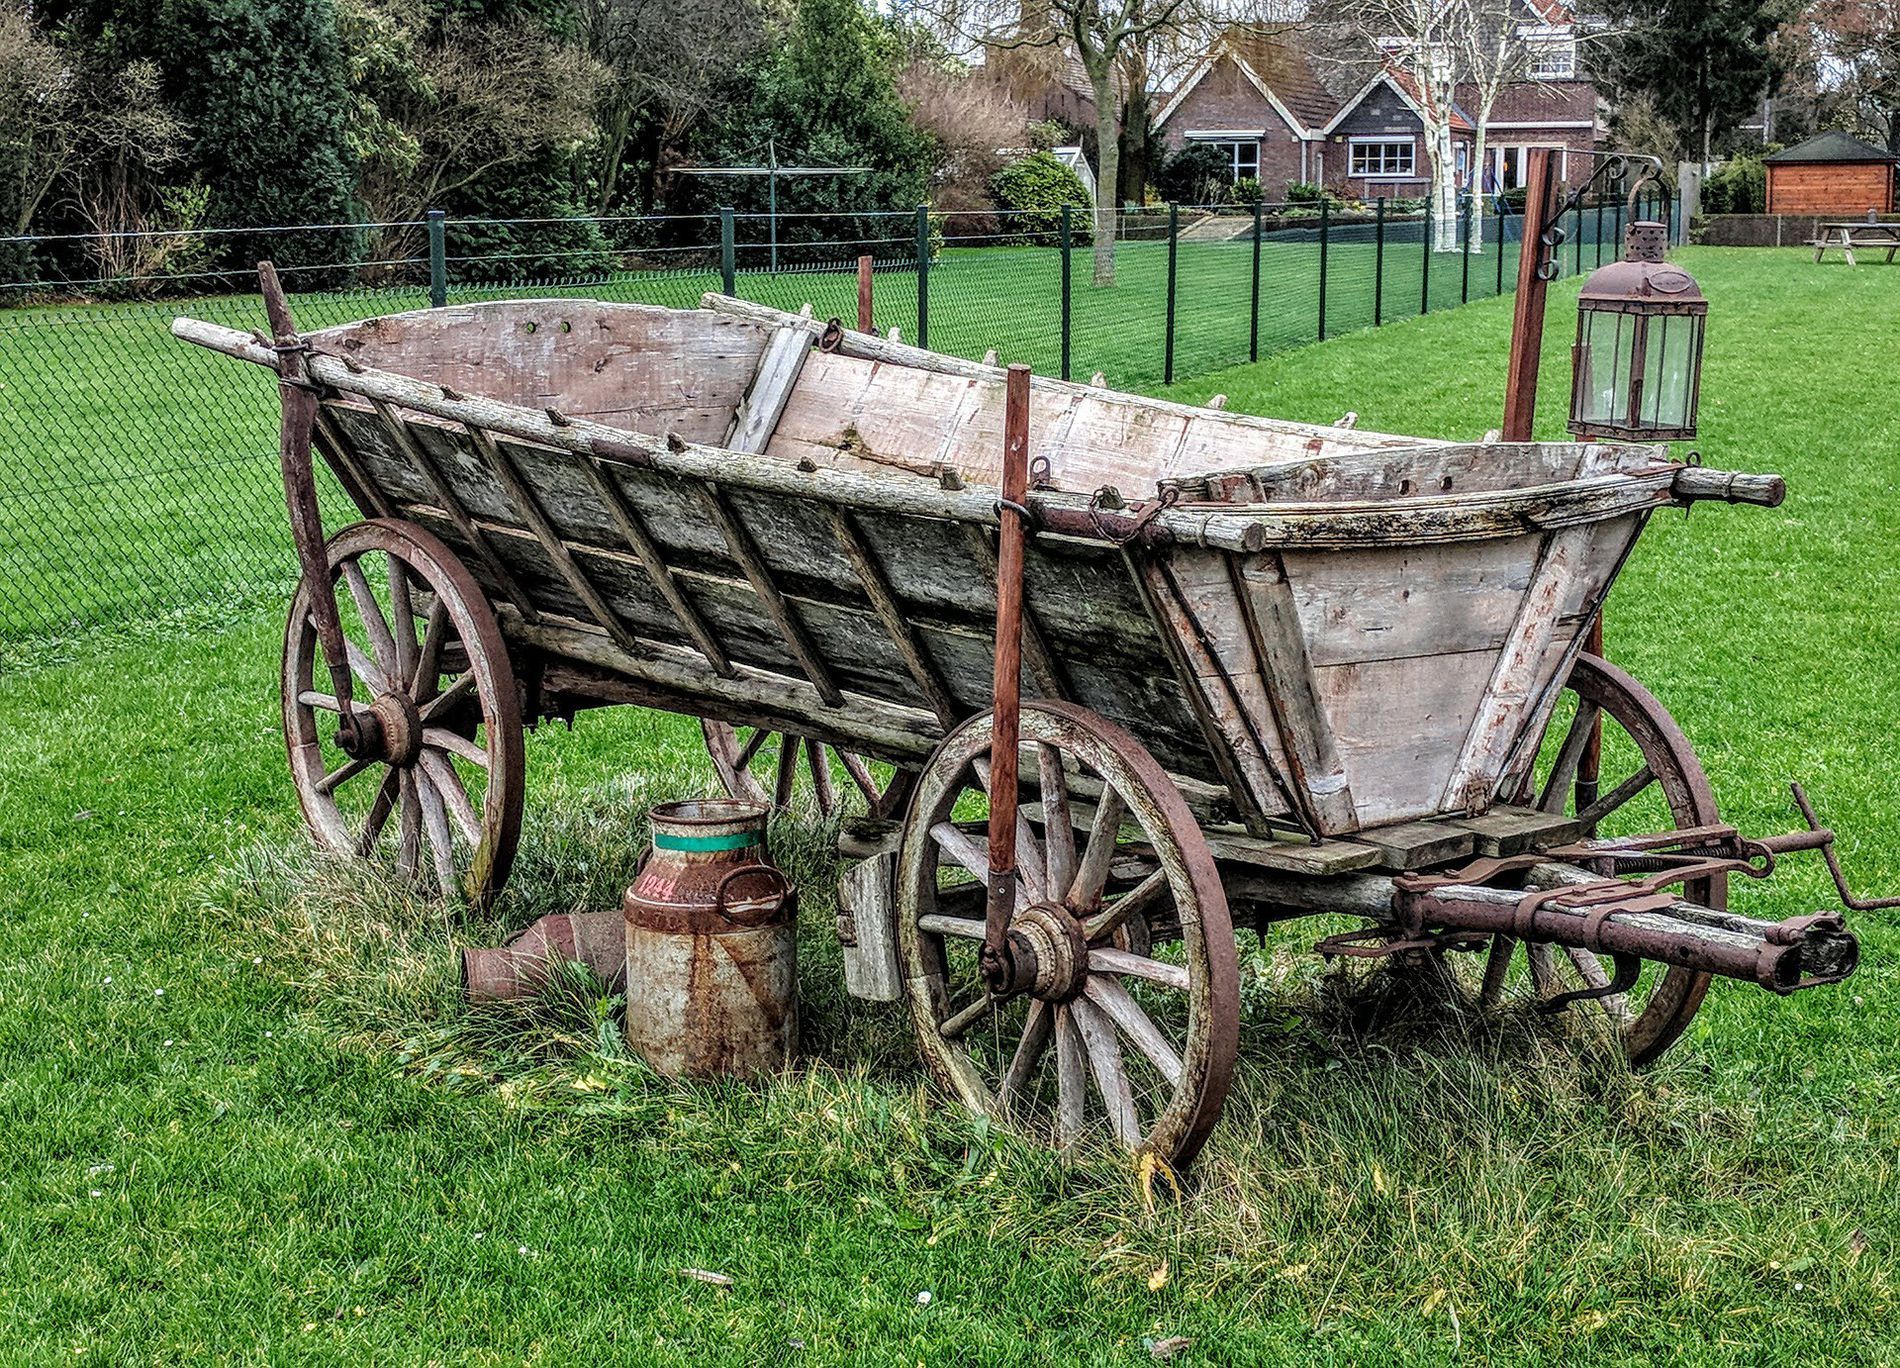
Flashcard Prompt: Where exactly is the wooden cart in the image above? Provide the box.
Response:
[173,279,1868,1166]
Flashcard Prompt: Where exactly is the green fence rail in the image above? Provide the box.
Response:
[0,193,1670,651]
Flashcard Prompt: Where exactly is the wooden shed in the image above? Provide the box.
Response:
[1765,131,1898,215]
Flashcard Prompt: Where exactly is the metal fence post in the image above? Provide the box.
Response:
[719,207,736,296]
[1614,196,1623,254]
[1421,197,1432,316]
[1164,202,1178,386]
[1460,194,1471,303]
[1573,202,1584,275]
[1496,201,1505,295]
[915,204,930,349]
[427,209,446,308]
[1060,205,1073,381]
[1317,198,1330,340]
[1596,196,1606,267]
[1374,196,1385,326]
[1249,197,1262,362]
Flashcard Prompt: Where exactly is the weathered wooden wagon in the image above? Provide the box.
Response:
[174,271,1876,1166]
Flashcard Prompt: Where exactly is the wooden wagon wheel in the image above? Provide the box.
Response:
[895,702,1239,1167]
[1462,652,1723,1065]
[284,519,525,910]
[699,721,915,821]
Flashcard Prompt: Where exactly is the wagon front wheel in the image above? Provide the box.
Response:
[896,702,1239,1168]
[283,519,525,910]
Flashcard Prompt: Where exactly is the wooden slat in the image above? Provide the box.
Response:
[577,455,734,676]
[1451,805,1585,856]
[1355,819,1477,871]
[958,520,1072,702]
[1234,552,1358,834]
[1023,799,1382,877]
[726,324,812,454]
[464,422,643,656]
[697,481,844,708]
[826,506,960,727]
[314,405,391,517]
[367,400,536,618]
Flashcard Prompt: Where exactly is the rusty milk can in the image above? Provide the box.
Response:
[623,799,797,1077]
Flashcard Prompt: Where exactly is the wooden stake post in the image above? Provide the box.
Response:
[1501,148,1558,442]
[857,255,874,333]
[982,364,1033,995]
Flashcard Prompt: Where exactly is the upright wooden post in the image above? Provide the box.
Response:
[856,254,873,332]
[1163,203,1178,385]
[1501,148,1559,442]
[1317,197,1330,340]
[1373,197,1385,325]
[983,364,1033,994]
[426,210,447,308]
[719,208,736,296]
[1249,197,1263,360]
[915,205,931,349]
[1060,206,1074,381]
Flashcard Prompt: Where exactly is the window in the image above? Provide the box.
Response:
[1349,139,1416,179]
[1529,39,1576,79]
[1211,140,1260,182]
[1490,144,1568,190]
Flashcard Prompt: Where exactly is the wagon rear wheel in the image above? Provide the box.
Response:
[896,702,1239,1168]
[1470,652,1721,1065]
[700,721,915,821]
[284,519,525,910]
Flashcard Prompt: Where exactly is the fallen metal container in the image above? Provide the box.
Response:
[461,910,626,1003]
[623,799,797,1078]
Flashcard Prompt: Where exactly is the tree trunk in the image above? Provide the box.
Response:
[1089,68,1120,287]
[1119,86,1151,206]
[1469,123,1489,253]
[597,99,635,216]
[1433,122,1459,251]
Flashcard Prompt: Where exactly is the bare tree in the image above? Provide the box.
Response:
[1309,0,1466,251]
[899,54,1031,227]
[0,2,77,236]
[575,0,766,214]
[917,0,1294,285]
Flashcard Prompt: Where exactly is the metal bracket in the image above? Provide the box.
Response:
[1538,951,1642,1013]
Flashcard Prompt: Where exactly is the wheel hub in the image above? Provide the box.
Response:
[336,691,422,766]
[1012,902,1089,1001]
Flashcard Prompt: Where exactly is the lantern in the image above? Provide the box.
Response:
[1567,220,1706,443]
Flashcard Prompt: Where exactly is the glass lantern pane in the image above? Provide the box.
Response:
[1639,313,1698,431]
[1577,308,1632,426]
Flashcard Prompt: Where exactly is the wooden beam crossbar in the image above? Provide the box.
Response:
[463,422,643,656]
[577,456,735,676]
[697,481,845,708]
[367,399,537,619]
[826,506,960,727]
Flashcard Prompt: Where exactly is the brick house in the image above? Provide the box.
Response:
[1150,14,1603,203]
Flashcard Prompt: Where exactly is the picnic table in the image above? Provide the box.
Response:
[1810,221,1900,265]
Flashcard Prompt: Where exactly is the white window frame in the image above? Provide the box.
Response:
[1526,33,1576,80]
[1348,137,1417,180]
[1490,143,1570,189]
[1185,132,1263,183]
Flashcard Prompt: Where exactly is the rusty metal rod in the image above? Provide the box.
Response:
[983,363,1032,994]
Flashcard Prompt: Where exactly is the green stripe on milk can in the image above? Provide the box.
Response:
[652,829,762,853]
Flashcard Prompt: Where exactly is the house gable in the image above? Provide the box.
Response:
[1154,52,1311,138]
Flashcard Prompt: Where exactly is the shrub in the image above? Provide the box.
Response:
[1159,142,1232,206]
[1701,155,1765,215]
[1285,181,1352,213]
[990,151,1093,244]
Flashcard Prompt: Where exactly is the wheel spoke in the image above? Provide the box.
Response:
[939,993,995,1040]
[397,771,422,878]
[419,750,483,845]
[389,563,419,686]
[416,770,457,893]
[1083,974,1183,1087]
[1054,1005,1087,1145]
[807,739,837,816]
[1088,946,1189,992]
[839,750,882,804]
[1538,700,1602,813]
[1068,787,1127,912]
[917,913,986,939]
[931,823,1039,905]
[1070,996,1140,1147]
[358,769,400,855]
[999,1000,1053,1111]
[418,672,475,724]
[422,727,490,769]
[342,560,401,677]
[1525,942,1559,996]
[1478,935,1516,1007]
[773,734,797,809]
[1576,765,1655,830]
[316,755,376,796]
[1037,744,1078,903]
[298,690,370,716]
[344,638,392,695]
[735,727,771,770]
[1083,868,1167,944]
[411,599,449,699]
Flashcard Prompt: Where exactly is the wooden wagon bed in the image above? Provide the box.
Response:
[173,296,1709,841]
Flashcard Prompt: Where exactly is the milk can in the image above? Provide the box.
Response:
[623,799,797,1078]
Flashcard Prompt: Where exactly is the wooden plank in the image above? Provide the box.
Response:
[576,455,734,676]
[1451,805,1585,857]
[1355,819,1477,871]
[838,852,901,1002]
[367,399,536,619]
[826,506,960,727]
[726,324,812,454]
[314,405,391,518]
[1022,798,1381,877]
[697,481,844,708]
[957,518,1073,702]
[464,422,644,656]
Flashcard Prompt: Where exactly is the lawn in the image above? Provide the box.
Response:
[2,245,1895,1362]
[0,205,1618,646]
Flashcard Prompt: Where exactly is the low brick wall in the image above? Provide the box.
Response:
[1693,213,1900,247]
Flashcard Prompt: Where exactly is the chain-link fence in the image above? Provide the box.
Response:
[0,193,1671,652]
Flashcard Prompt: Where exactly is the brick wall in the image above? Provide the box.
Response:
[1158,56,1307,194]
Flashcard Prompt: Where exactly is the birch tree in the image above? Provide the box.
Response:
[914,0,1294,286]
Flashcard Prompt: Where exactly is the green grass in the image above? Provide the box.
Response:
[0,212,1596,645]
[3,246,1897,1361]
